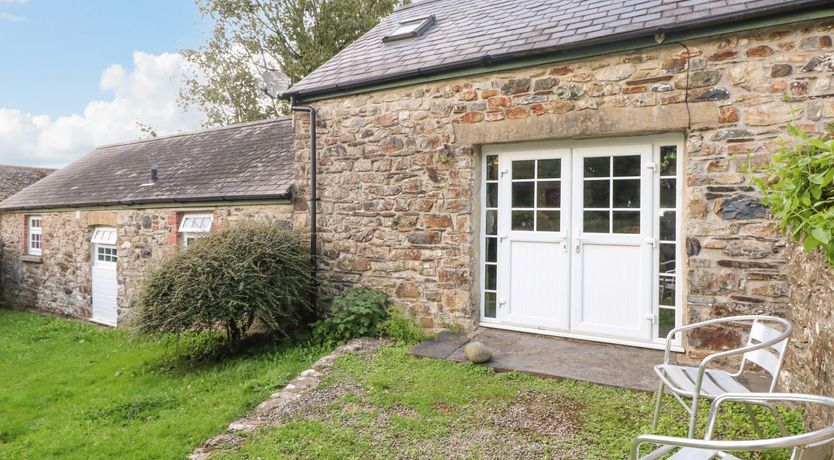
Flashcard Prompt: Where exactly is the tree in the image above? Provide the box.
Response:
[180,0,404,127]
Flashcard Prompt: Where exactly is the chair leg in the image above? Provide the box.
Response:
[743,403,764,438]
[687,395,699,438]
[652,381,665,431]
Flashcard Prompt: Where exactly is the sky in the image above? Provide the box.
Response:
[0,0,211,167]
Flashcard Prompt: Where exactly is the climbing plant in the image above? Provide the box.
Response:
[752,122,834,265]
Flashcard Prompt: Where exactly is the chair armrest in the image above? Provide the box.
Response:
[706,393,834,439]
[661,315,771,363]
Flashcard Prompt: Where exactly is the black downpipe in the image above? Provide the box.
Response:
[290,100,318,313]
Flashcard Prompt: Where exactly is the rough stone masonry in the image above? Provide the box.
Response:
[292,19,834,352]
[0,203,294,324]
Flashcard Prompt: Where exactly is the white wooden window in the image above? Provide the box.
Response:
[96,246,118,263]
[28,216,42,256]
[179,214,213,248]
[91,228,118,245]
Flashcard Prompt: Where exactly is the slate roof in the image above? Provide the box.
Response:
[286,0,829,99]
[0,166,55,201]
[0,118,295,210]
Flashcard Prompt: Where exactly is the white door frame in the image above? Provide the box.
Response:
[91,227,118,326]
[480,134,685,351]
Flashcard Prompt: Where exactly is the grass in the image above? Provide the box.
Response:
[219,346,804,460]
[0,310,327,459]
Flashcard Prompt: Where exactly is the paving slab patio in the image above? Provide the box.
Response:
[411,328,667,392]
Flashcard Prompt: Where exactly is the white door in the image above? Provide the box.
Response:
[484,138,672,347]
[569,145,653,341]
[497,149,571,330]
[91,242,118,326]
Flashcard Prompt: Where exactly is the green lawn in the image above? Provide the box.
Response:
[0,310,327,459]
[219,347,803,460]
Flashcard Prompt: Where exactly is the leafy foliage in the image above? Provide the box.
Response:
[312,287,390,346]
[752,123,834,264]
[180,0,405,126]
[134,221,313,348]
[379,307,429,345]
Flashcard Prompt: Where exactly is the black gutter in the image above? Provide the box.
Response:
[0,192,293,212]
[288,99,319,313]
[282,0,833,101]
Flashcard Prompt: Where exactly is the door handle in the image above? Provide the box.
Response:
[575,239,581,253]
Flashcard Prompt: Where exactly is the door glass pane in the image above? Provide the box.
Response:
[512,211,534,231]
[613,179,640,208]
[660,146,677,176]
[659,243,676,273]
[583,180,609,208]
[512,160,535,179]
[486,264,497,290]
[659,276,676,306]
[660,211,676,241]
[584,211,609,233]
[660,179,676,208]
[659,307,675,338]
[613,211,640,234]
[537,181,561,208]
[613,155,641,177]
[487,155,499,180]
[537,159,561,179]
[486,210,497,235]
[486,183,498,208]
[486,237,497,263]
[485,292,497,318]
[537,211,560,232]
[512,182,534,207]
[584,157,609,177]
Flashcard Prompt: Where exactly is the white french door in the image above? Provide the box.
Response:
[497,148,571,331]
[481,136,683,348]
[569,145,653,341]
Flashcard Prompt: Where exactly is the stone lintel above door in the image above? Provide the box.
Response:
[455,103,718,146]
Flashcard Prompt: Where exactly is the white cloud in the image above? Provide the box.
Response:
[0,51,205,167]
[0,11,24,21]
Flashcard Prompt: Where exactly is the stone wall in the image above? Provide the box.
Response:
[782,244,834,427]
[294,19,834,340]
[0,203,294,324]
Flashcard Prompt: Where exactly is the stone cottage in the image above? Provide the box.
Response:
[282,0,834,353]
[0,118,297,326]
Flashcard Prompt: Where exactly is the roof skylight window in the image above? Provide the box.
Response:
[382,15,436,42]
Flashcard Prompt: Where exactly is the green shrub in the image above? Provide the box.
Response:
[133,221,313,349]
[378,308,429,345]
[312,287,390,346]
[752,123,834,264]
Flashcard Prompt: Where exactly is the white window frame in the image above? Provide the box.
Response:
[28,215,42,256]
[179,214,213,249]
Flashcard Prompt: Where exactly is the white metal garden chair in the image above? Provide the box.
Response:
[635,393,834,460]
[652,315,793,438]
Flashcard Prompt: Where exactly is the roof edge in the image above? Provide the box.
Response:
[284,0,833,101]
[0,191,293,212]
[95,116,292,150]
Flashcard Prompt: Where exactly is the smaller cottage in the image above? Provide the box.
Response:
[0,118,298,326]
[0,165,54,201]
